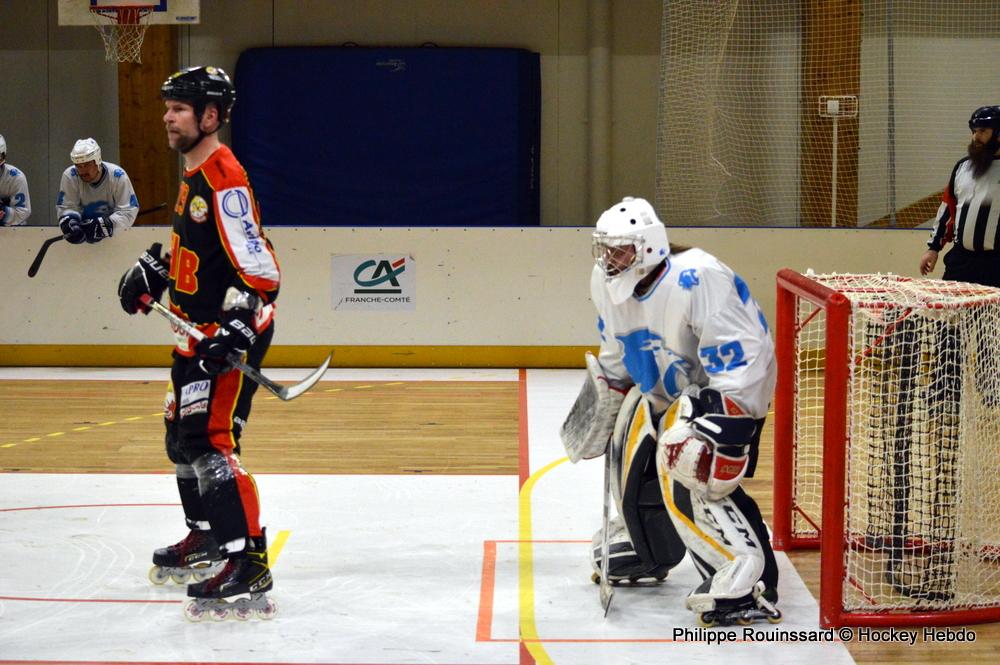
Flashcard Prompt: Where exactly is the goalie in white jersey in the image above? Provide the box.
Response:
[561,196,781,626]
[56,138,138,244]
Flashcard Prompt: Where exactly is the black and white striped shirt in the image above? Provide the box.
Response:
[928,157,1000,252]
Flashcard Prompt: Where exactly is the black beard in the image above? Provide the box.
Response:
[968,139,996,178]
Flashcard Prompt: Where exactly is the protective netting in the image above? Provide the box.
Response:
[789,273,1000,615]
[656,1,1000,227]
[90,6,153,64]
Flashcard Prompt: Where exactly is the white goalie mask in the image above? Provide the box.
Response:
[70,137,102,168]
[592,196,670,304]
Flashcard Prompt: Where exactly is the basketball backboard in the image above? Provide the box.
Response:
[57,0,200,25]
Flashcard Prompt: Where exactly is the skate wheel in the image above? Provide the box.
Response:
[255,597,277,620]
[696,613,718,628]
[233,605,253,621]
[736,616,753,626]
[767,611,783,625]
[191,566,216,583]
[170,570,191,585]
[148,565,170,585]
[591,572,601,585]
[183,600,206,622]
[209,605,231,621]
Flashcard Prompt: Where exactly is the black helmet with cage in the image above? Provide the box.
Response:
[161,65,236,125]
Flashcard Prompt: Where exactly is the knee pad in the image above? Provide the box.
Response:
[191,451,248,545]
[602,388,687,577]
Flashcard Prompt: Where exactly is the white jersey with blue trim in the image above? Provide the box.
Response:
[591,247,776,417]
[0,163,31,226]
[56,161,138,233]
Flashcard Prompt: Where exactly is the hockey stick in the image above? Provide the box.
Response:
[26,234,64,277]
[599,446,615,616]
[140,294,332,401]
[27,203,168,278]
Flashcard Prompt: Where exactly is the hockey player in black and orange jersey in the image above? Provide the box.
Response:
[117,66,280,621]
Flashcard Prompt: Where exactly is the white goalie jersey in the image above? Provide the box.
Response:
[591,248,776,418]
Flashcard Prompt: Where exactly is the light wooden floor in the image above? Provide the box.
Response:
[1,376,998,664]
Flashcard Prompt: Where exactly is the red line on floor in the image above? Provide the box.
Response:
[476,540,498,641]
[0,596,180,604]
[0,503,179,513]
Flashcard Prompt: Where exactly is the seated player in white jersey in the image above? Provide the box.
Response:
[56,138,138,244]
[561,196,781,627]
[0,134,32,226]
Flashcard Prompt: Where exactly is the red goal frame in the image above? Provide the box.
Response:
[772,268,1000,628]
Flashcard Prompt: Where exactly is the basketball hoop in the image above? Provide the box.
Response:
[89,4,155,63]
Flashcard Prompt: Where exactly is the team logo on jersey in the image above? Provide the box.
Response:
[616,328,665,393]
[678,269,700,290]
[189,195,209,223]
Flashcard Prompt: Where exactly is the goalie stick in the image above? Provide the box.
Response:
[140,294,331,401]
[599,445,615,616]
[27,203,168,278]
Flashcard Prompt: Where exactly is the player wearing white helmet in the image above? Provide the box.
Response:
[562,196,781,626]
[56,137,138,243]
[0,133,32,226]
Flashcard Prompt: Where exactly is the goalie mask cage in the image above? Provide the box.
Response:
[773,269,1000,627]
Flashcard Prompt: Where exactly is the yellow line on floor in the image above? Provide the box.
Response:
[518,455,568,665]
[267,529,291,566]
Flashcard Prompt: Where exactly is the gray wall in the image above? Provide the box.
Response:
[1,0,662,228]
[0,0,119,227]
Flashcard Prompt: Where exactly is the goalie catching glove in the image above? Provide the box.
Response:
[657,386,758,501]
[118,243,170,314]
[195,287,260,376]
[560,351,631,463]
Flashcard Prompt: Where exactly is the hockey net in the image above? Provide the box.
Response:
[773,270,1000,627]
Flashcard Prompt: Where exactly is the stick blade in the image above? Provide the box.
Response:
[600,581,614,617]
[276,352,332,401]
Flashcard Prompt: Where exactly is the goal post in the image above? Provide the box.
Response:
[774,269,1000,627]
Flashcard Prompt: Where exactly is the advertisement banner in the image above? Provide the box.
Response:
[331,254,416,311]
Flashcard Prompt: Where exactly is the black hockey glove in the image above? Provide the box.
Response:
[59,213,86,244]
[82,215,114,243]
[195,289,260,376]
[118,243,170,315]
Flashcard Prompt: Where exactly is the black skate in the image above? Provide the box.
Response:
[149,529,224,585]
[689,580,782,627]
[183,529,276,621]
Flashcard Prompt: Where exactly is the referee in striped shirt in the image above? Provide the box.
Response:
[920,105,1000,287]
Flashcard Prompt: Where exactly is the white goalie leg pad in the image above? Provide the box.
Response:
[685,553,765,613]
[560,352,628,463]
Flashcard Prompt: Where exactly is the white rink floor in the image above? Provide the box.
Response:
[0,368,855,665]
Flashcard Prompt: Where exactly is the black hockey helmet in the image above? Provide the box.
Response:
[161,65,236,125]
[968,106,1000,132]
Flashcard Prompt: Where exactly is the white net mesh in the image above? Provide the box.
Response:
[788,273,1000,615]
[656,1,1000,228]
[90,5,153,64]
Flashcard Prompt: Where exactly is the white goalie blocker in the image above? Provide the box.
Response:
[560,352,628,463]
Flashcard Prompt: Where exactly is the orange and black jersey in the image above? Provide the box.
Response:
[168,144,280,326]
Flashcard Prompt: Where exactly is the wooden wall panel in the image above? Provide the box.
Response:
[117,25,178,227]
